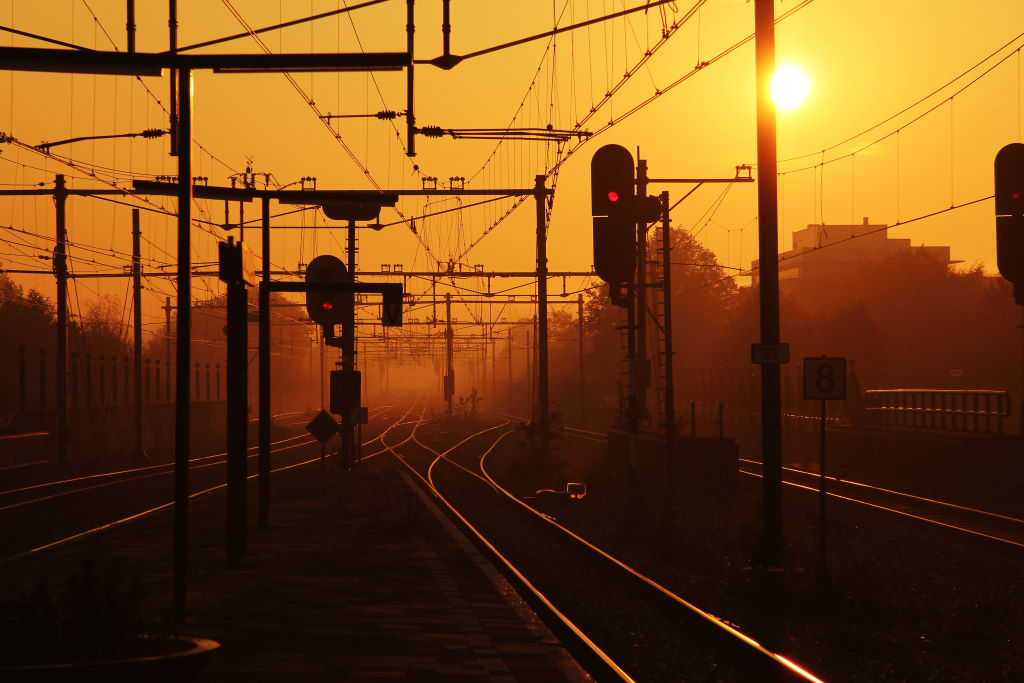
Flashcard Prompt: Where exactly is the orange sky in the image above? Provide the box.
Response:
[2,0,1024,334]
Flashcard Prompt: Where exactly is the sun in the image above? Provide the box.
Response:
[771,63,811,111]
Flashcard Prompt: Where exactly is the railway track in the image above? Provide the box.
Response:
[737,458,1024,549]
[0,402,411,563]
[549,418,1024,551]
[385,414,822,682]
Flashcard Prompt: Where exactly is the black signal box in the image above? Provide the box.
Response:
[995,144,1024,303]
[591,144,637,287]
[995,143,1024,217]
[330,370,361,415]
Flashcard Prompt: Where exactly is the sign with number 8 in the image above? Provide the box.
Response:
[803,357,846,400]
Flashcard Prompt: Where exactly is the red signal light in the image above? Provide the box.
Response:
[608,191,620,203]
[321,301,334,311]
[1014,192,1022,200]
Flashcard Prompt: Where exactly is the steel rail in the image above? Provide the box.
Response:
[741,458,1024,526]
[0,405,409,565]
[385,423,636,683]
[738,464,1024,549]
[477,432,824,682]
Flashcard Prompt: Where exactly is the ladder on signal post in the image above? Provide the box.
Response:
[615,304,631,428]
[648,224,670,431]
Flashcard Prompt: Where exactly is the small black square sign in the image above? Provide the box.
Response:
[803,357,846,400]
[306,410,339,443]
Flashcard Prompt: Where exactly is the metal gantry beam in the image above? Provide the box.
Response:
[132,179,545,198]
[0,45,409,74]
[0,269,597,280]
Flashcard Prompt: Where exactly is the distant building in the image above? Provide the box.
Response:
[750,218,956,308]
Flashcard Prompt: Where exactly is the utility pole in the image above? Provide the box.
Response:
[132,209,143,462]
[258,196,271,528]
[172,65,192,625]
[319,332,326,409]
[755,0,785,564]
[660,191,676,456]
[525,327,532,414]
[445,293,453,417]
[534,175,550,457]
[226,237,248,564]
[578,293,585,426]
[54,175,68,465]
[126,0,136,53]
[340,219,358,466]
[168,0,178,156]
[164,296,172,402]
[507,327,512,407]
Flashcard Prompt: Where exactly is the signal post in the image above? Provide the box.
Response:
[218,237,255,564]
[994,143,1024,432]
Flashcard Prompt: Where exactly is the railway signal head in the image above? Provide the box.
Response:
[995,143,1024,218]
[590,144,636,286]
[995,143,1024,303]
[305,254,351,326]
[591,144,635,217]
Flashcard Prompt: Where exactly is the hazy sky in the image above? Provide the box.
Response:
[2,0,1023,332]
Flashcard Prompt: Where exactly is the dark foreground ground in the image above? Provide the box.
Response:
[487,429,1024,682]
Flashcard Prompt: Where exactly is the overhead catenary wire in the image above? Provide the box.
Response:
[219,1,445,269]
[777,36,1024,180]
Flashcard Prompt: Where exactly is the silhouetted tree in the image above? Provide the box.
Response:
[719,249,1019,391]
[0,271,56,418]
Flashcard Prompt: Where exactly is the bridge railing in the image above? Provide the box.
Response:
[863,389,1010,434]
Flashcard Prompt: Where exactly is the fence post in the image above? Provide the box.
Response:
[985,393,992,434]
[39,347,46,410]
[998,393,1005,435]
[85,354,93,406]
[71,352,78,407]
[18,346,26,411]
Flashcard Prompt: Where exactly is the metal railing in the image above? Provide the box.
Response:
[863,389,1010,434]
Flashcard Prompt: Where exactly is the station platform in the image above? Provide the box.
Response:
[1,448,590,682]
